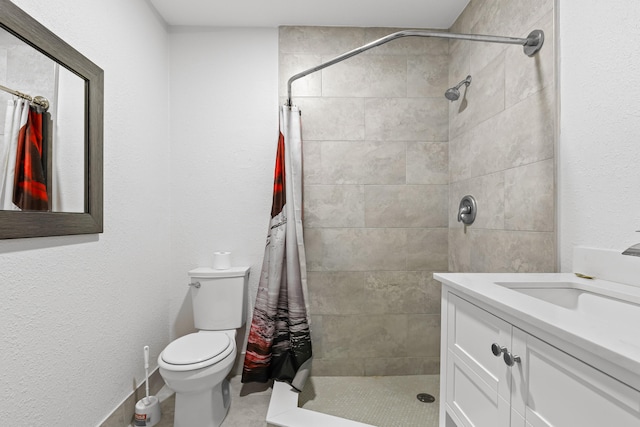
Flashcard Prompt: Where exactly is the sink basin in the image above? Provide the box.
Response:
[497,283,585,309]
[495,281,640,321]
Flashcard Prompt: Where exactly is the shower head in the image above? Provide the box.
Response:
[445,75,472,101]
[445,87,461,101]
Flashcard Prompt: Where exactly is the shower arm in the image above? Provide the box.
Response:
[286,29,544,106]
[452,75,472,91]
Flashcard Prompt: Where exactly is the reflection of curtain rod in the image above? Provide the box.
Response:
[0,83,49,111]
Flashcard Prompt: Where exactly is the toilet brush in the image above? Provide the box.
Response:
[134,346,161,427]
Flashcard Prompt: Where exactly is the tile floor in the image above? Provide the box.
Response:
[134,377,272,427]
[136,375,439,427]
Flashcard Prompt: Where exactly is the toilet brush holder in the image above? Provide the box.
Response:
[134,396,161,427]
[134,345,161,426]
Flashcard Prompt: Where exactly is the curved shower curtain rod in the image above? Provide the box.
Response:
[286,29,544,106]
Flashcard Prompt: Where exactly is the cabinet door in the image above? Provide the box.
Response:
[511,328,640,427]
[446,294,512,427]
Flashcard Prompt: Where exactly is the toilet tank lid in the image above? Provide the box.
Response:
[189,266,250,278]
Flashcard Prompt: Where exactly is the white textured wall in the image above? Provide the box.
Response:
[0,0,171,425]
[167,28,278,347]
[559,0,640,270]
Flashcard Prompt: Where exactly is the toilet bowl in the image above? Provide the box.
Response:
[158,266,250,427]
[159,331,236,427]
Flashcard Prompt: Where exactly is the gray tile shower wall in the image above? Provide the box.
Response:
[280,26,449,376]
[279,0,556,376]
[448,0,556,274]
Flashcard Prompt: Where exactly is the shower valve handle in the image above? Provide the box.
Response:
[457,195,477,225]
[459,205,471,219]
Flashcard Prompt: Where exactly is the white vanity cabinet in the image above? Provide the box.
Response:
[441,290,640,427]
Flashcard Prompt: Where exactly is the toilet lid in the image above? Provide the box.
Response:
[161,333,231,365]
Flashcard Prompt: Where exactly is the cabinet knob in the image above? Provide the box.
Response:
[504,351,521,367]
[491,343,507,356]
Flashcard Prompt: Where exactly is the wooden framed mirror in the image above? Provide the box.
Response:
[0,0,103,239]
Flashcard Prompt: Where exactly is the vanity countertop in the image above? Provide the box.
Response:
[434,271,640,391]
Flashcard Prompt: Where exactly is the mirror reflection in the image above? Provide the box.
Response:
[0,27,85,213]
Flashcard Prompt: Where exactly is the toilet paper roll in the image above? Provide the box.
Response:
[213,251,231,270]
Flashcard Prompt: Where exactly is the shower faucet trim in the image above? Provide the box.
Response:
[457,195,477,225]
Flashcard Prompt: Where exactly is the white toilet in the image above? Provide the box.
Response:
[158,266,249,427]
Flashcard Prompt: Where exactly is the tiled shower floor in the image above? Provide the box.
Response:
[300,375,440,427]
[136,375,439,427]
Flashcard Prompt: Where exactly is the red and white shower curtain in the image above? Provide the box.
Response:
[0,98,49,211]
[242,105,312,391]
[1,98,29,210]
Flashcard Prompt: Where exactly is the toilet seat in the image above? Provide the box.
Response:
[160,332,234,371]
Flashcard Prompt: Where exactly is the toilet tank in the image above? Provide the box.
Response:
[188,267,250,330]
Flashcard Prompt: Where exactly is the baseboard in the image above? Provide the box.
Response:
[98,367,165,427]
[99,349,246,425]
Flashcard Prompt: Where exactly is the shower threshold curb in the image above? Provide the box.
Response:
[267,381,376,427]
